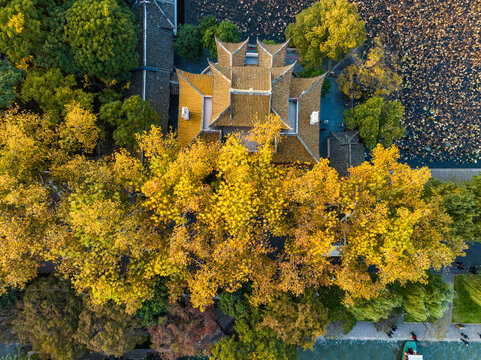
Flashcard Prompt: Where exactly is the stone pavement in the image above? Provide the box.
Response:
[322,273,481,344]
[429,169,481,182]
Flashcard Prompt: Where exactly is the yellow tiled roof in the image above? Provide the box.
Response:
[231,67,271,91]
[230,93,271,127]
[210,63,232,125]
[176,69,213,95]
[177,39,322,164]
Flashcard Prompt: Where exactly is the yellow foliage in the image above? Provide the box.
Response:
[8,13,24,33]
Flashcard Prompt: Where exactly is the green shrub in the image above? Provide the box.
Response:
[174,24,203,62]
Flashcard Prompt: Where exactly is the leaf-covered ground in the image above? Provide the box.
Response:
[355,0,481,165]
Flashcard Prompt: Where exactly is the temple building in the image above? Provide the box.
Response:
[176,38,324,163]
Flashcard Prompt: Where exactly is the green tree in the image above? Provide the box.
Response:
[35,2,81,76]
[20,67,94,122]
[218,285,252,319]
[425,180,480,242]
[344,96,405,149]
[199,15,219,56]
[286,0,366,67]
[136,277,168,327]
[174,23,203,62]
[0,0,54,67]
[64,0,139,83]
[211,305,296,360]
[317,286,357,334]
[75,296,143,357]
[261,289,329,350]
[201,18,241,58]
[397,273,452,322]
[347,289,400,322]
[337,39,402,100]
[12,276,86,360]
[148,300,218,360]
[99,95,159,147]
[0,57,23,109]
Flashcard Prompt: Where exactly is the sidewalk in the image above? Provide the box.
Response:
[322,273,481,343]
[429,169,481,182]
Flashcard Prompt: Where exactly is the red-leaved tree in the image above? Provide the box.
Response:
[148,300,219,360]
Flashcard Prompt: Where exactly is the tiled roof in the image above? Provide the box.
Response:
[290,75,324,99]
[176,69,213,95]
[210,64,232,125]
[231,94,271,127]
[177,39,322,164]
[257,39,289,68]
[231,67,271,91]
[216,38,249,67]
[128,0,175,131]
[272,64,295,129]
[273,134,317,163]
[271,63,296,82]
[209,61,232,80]
[328,130,365,177]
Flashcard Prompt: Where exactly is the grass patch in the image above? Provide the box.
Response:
[452,275,481,323]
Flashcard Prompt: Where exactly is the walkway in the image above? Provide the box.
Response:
[323,273,481,343]
[429,169,481,182]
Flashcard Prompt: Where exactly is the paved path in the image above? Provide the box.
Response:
[322,273,481,344]
[429,169,481,182]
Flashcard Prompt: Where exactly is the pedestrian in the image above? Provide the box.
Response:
[392,325,398,332]
[387,331,393,338]
[477,332,481,339]
[461,338,469,346]
[410,331,417,341]
[460,332,469,339]
[455,324,465,330]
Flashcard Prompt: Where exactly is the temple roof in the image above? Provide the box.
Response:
[176,39,322,164]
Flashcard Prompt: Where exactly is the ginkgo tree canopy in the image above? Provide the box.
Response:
[0,111,466,313]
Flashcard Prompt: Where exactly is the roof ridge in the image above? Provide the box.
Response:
[272,39,290,56]
[331,131,346,144]
[271,106,292,130]
[296,134,319,163]
[296,73,326,101]
[209,60,232,83]
[152,0,174,28]
[232,38,250,55]
[175,68,203,96]
[272,62,296,84]
[209,106,231,127]
[347,130,360,143]
[216,37,249,54]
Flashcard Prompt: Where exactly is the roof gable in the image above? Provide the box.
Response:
[216,38,249,67]
[176,69,213,96]
[257,39,289,67]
